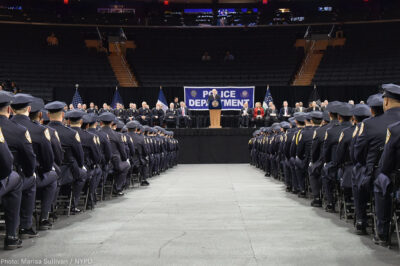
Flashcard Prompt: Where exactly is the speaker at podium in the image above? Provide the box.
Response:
[208,90,222,128]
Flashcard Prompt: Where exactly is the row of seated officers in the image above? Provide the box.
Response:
[249,84,400,248]
[0,91,179,250]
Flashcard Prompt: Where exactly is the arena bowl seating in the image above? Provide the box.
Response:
[0,24,117,100]
[125,27,306,87]
[313,22,400,86]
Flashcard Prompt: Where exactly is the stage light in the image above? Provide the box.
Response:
[164,0,169,6]
[63,0,69,5]
[262,0,268,4]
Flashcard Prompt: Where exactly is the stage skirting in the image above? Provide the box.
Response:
[172,128,253,164]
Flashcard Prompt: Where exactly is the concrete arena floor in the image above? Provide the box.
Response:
[1,164,399,266]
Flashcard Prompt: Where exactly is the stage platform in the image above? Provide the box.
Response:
[171,128,253,164]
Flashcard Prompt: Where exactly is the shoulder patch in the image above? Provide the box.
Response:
[358,122,364,136]
[44,128,51,141]
[54,131,60,142]
[324,131,328,141]
[75,132,81,142]
[339,132,344,143]
[385,129,391,144]
[0,127,4,143]
[352,126,359,138]
[313,130,317,140]
[25,131,32,143]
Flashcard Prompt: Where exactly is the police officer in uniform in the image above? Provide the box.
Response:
[0,91,23,250]
[322,102,353,212]
[309,111,331,207]
[98,112,130,195]
[295,113,314,197]
[126,121,150,186]
[373,84,400,245]
[11,94,58,229]
[0,93,37,239]
[66,110,101,209]
[46,101,87,214]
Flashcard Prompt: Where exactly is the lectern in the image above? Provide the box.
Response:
[208,98,222,128]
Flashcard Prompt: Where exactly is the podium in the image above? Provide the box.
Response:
[209,99,222,128]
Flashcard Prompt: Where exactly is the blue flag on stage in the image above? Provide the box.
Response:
[157,87,168,112]
[111,87,123,109]
[72,87,82,108]
[263,85,273,109]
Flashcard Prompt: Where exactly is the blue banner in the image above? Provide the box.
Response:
[184,86,254,110]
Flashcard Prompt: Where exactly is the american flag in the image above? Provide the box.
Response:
[72,87,83,108]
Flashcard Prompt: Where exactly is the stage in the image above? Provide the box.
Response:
[171,128,253,164]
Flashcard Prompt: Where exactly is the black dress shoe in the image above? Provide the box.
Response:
[298,191,307,198]
[4,236,22,250]
[39,219,53,231]
[285,186,292,192]
[373,235,389,247]
[355,221,367,235]
[71,207,81,214]
[310,199,322,207]
[49,212,58,221]
[140,181,150,186]
[325,204,335,213]
[19,228,38,239]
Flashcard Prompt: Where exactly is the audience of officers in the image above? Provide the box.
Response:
[248,84,400,248]
[0,91,179,250]
[75,100,191,128]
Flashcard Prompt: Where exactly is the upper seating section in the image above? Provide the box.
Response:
[313,22,400,86]
[0,24,116,97]
[125,27,305,87]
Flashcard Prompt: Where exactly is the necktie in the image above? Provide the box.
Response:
[182,108,184,116]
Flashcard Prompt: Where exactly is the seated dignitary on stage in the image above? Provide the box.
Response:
[138,101,152,125]
[114,103,127,122]
[152,103,165,126]
[11,94,58,230]
[0,93,38,241]
[45,101,87,214]
[279,101,293,120]
[66,110,102,209]
[252,102,265,127]
[98,112,130,195]
[307,101,321,112]
[165,103,178,128]
[0,91,23,250]
[239,101,252,128]
[177,101,191,128]
[265,103,279,126]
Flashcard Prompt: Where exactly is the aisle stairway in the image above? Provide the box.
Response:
[85,40,138,87]
[292,37,346,86]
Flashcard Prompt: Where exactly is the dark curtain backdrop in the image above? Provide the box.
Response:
[53,85,381,109]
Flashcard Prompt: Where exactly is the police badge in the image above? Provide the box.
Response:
[0,128,4,143]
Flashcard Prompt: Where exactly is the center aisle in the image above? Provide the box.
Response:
[3,165,398,265]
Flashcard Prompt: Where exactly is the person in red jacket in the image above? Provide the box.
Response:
[252,102,264,127]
